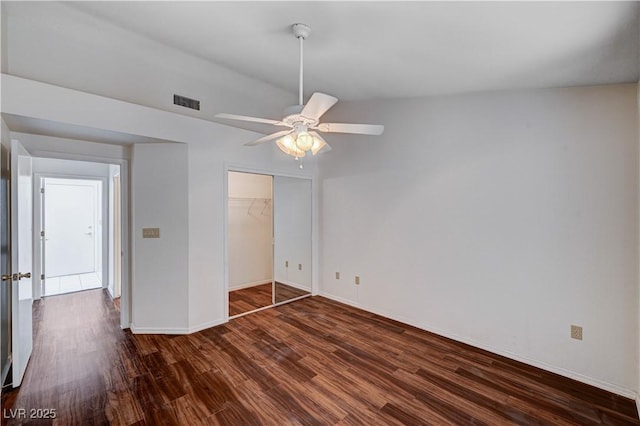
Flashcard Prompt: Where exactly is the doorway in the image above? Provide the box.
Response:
[42,178,102,296]
[226,170,312,319]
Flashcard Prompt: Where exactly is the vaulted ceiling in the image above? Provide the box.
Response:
[1,1,639,143]
[5,1,639,101]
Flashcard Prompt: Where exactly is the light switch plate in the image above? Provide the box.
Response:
[355,276,360,285]
[142,228,160,238]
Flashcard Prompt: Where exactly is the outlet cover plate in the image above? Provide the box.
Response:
[570,325,583,340]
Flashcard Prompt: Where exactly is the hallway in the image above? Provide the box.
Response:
[1,289,122,423]
[43,272,102,296]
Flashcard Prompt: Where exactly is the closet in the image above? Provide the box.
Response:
[227,171,311,317]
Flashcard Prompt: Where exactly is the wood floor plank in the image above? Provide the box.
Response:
[2,290,638,425]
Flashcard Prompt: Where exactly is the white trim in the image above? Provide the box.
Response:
[223,162,315,323]
[319,291,637,399]
[229,280,272,292]
[0,354,11,387]
[33,173,108,300]
[274,293,311,307]
[130,324,189,335]
[187,319,226,334]
[24,151,130,329]
[229,303,276,320]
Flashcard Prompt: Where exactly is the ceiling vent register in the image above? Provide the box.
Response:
[173,94,200,111]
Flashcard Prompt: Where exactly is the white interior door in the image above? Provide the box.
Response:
[11,139,33,387]
[44,180,97,277]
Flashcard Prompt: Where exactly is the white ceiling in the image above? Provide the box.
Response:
[63,1,639,100]
[1,1,638,146]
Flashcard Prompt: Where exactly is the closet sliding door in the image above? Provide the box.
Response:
[227,172,273,317]
[273,176,312,303]
[227,171,312,319]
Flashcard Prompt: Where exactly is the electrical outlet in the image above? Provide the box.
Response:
[355,276,360,285]
[298,264,302,271]
[570,325,583,340]
[335,272,340,279]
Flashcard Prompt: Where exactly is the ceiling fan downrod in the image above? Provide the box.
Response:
[292,23,311,106]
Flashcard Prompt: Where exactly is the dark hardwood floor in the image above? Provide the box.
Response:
[274,282,309,304]
[229,282,310,316]
[2,289,638,425]
[228,283,272,316]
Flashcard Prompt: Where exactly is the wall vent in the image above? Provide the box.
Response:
[173,94,200,111]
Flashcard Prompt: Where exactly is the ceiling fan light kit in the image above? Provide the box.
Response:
[215,23,384,165]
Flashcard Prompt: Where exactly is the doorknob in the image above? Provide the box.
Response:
[1,273,20,281]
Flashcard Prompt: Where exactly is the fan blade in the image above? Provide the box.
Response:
[215,113,286,127]
[245,130,293,146]
[309,132,331,155]
[301,92,338,121]
[315,122,384,135]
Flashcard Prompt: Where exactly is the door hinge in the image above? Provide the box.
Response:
[40,188,44,194]
[40,230,44,237]
[40,274,45,281]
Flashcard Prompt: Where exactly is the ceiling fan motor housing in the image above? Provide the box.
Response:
[282,104,317,129]
[292,23,311,39]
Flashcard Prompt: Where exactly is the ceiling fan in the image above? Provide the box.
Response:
[215,23,384,163]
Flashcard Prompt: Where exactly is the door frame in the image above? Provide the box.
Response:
[35,174,106,297]
[222,162,317,322]
[27,152,130,330]
[10,138,33,387]
[0,142,10,389]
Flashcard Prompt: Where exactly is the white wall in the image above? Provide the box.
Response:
[319,84,639,397]
[18,135,129,162]
[1,74,318,334]
[186,139,315,331]
[3,2,294,122]
[131,143,189,332]
[228,172,273,290]
[273,176,312,290]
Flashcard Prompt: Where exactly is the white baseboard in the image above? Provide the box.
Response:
[129,319,226,335]
[319,292,637,399]
[130,324,189,334]
[229,280,272,292]
[187,318,226,334]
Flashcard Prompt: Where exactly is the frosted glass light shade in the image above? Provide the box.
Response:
[310,135,326,155]
[295,132,313,151]
[276,135,305,157]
